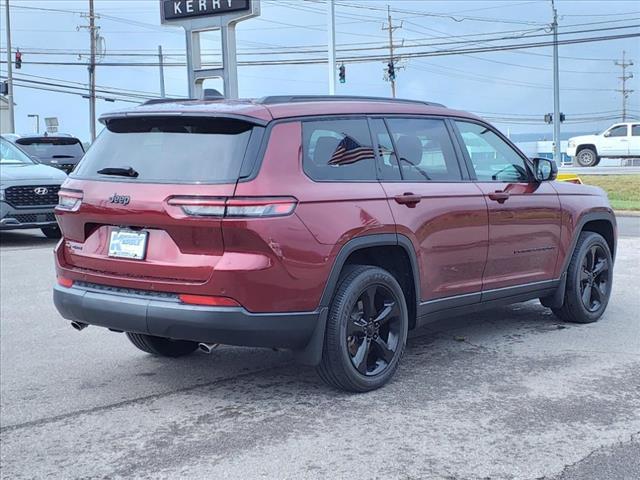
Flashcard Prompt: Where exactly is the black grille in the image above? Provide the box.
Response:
[7,213,56,224]
[4,185,60,207]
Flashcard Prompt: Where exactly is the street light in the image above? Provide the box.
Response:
[27,114,40,134]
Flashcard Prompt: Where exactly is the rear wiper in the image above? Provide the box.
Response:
[52,155,74,158]
[97,166,139,178]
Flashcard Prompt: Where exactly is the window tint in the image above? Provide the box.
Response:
[72,116,256,183]
[385,118,461,181]
[302,119,376,181]
[455,121,529,182]
[631,125,640,136]
[370,118,401,181]
[607,125,628,137]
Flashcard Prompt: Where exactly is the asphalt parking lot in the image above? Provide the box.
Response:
[1,226,639,480]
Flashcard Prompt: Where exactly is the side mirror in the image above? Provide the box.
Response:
[603,131,610,137]
[532,157,557,182]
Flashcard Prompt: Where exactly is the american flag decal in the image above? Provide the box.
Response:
[328,135,375,166]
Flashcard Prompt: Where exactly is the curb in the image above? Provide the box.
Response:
[614,210,640,217]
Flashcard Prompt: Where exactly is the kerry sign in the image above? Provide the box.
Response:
[162,0,250,21]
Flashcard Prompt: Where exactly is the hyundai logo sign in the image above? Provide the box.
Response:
[162,0,250,20]
[34,187,49,196]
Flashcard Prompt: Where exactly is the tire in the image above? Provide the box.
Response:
[551,232,613,323]
[317,265,409,392]
[575,147,598,167]
[41,226,62,239]
[125,332,198,357]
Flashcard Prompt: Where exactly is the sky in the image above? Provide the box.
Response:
[1,0,639,143]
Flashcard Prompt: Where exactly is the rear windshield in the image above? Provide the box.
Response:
[17,138,85,159]
[72,116,257,184]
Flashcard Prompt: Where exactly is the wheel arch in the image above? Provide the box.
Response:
[576,143,599,157]
[561,211,616,275]
[318,233,421,330]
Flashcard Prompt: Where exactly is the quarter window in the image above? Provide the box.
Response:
[455,121,530,182]
[631,124,640,136]
[302,119,377,181]
[385,118,462,181]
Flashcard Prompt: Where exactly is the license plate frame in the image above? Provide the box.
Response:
[108,229,148,260]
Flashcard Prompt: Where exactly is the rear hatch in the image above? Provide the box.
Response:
[56,115,265,289]
[16,136,85,173]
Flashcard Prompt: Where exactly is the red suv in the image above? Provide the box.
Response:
[53,96,616,392]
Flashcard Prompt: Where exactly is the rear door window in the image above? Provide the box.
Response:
[72,116,258,184]
[302,118,377,181]
[385,118,462,181]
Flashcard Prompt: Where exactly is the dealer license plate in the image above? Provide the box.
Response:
[108,229,148,260]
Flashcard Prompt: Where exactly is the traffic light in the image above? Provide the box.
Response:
[1,81,7,96]
[387,62,395,80]
[15,49,22,69]
[544,113,552,124]
[339,64,346,84]
[560,113,566,123]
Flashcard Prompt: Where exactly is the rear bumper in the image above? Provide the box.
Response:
[53,283,320,349]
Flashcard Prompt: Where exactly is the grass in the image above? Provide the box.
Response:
[578,175,640,211]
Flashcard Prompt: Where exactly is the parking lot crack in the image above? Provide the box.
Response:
[0,364,285,434]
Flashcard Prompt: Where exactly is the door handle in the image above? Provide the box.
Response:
[394,192,422,208]
[488,191,510,203]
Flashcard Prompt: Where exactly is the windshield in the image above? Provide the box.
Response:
[72,116,257,183]
[17,138,85,159]
[0,138,34,165]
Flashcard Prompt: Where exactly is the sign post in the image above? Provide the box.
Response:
[160,0,260,99]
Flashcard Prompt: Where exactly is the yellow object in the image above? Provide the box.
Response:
[556,173,583,184]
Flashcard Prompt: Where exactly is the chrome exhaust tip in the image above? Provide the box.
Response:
[198,343,218,354]
[70,321,88,331]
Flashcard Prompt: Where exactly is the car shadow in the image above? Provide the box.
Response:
[113,300,569,397]
[0,229,59,248]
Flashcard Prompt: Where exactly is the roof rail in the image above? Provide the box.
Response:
[257,95,446,108]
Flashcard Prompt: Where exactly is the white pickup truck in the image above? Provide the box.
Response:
[566,122,640,167]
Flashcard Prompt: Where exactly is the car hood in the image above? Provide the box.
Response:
[568,134,599,143]
[0,163,68,182]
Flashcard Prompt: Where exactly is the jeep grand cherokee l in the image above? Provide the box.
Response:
[53,96,616,392]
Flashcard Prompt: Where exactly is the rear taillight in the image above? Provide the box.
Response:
[178,294,240,307]
[226,197,297,218]
[168,197,226,217]
[168,196,297,218]
[57,190,83,211]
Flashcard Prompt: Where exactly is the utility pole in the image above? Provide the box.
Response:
[551,0,561,165]
[4,0,15,133]
[158,45,166,98]
[79,0,98,141]
[327,0,336,95]
[88,0,96,141]
[382,5,401,98]
[615,51,634,121]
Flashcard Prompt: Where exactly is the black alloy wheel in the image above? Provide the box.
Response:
[551,231,613,324]
[347,284,402,376]
[317,265,409,392]
[579,244,610,312]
